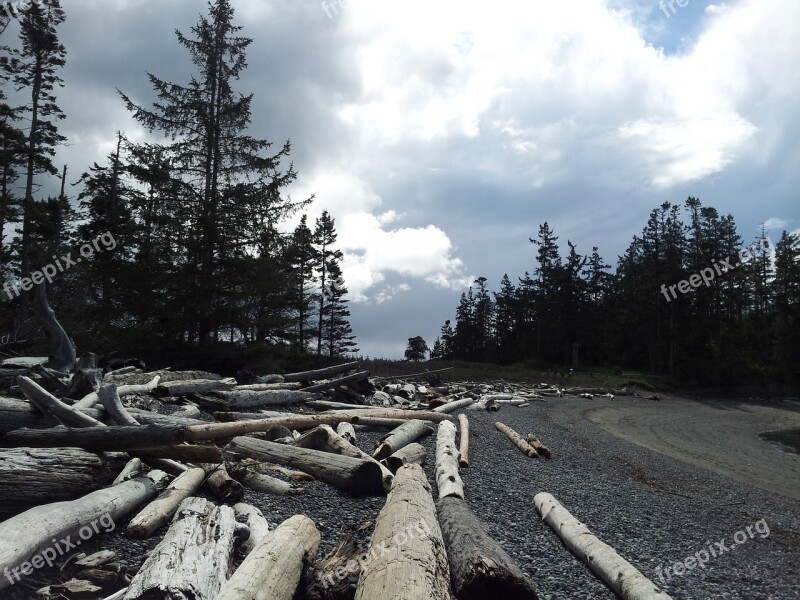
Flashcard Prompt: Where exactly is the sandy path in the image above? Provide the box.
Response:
[585,395,800,500]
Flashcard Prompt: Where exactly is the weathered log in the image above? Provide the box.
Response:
[382,442,427,474]
[123,497,237,600]
[126,467,207,538]
[227,436,386,496]
[354,464,450,600]
[336,421,357,444]
[433,396,478,413]
[33,281,76,373]
[525,434,551,458]
[458,413,470,467]
[199,462,245,504]
[302,370,370,393]
[304,534,362,600]
[435,420,465,499]
[0,448,128,519]
[282,361,361,383]
[214,410,296,421]
[233,382,302,391]
[437,496,539,600]
[112,458,142,485]
[306,399,379,411]
[372,419,434,460]
[0,470,168,591]
[217,514,321,600]
[228,462,301,495]
[17,375,103,427]
[213,389,321,409]
[533,493,673,600]
[135,445,224,463]
[156,378,235,396]
[294,424,393,492]
[74,375,161,410]
[495,422,538,458]
[99,384,139,425]
[234,502,271,556]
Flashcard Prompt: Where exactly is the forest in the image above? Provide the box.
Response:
[0,1,357,371]
[432,199,800,386]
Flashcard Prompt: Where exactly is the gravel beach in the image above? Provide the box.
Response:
[5,394,799,600]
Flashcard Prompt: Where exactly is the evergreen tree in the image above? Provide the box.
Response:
[313,210,342,358]
[288,214,316,352]
[321,259,357,358]
[404,336,429,361]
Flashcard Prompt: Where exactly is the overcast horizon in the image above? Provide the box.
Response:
[2,0,798,358]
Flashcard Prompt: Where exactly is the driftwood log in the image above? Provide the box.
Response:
[123,497,237,600]
[227,436,386,496]
[228,462,302,496]
[233,503,271,556]
[495,422,538,458]
[525,434,551,458]
[458,413,470,467]
[217,514,321,600]
[534,493,673,600]
[0,471,169,591]
[435,420,465,499]
[302,370,370,393]
[0,448,127,519]
[212,389,321,409]
[126,467,207,538]
[437,496,539,599]
[433,397,478,413]
[199,462,245,504]
[372,419,434,460]
[304,534,362,600]
[354,464,451,600]
[336,421,357,444]
[282,361,360,383]
[381,442,427,474]
[74,375,161,410]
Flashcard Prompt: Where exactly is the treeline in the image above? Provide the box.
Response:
[0,1,356,364]
[432,199,800,385]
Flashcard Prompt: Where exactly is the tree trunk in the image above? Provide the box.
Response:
[233,503,270,556]
[200,462,244,504]
[533,493,673,600]
[435,420,464,500]
[372,419,434,460]
[123,497,238,600]
[336,421,357,444]
[126,467,207,538]
[74,375,160,410]
[354,464,451,600]
[302,370,370,393]
[382,442,427,474]
[282,361,360,382]
[226,436,386,496]
[0,448,127,519]
[525,434,551,458]
[307,400,379,411]
[294,424,393,492]
[217,514,320,600]
[212,389,320,409]
[495,422,538,458]
[17,375,103,427]
[437,496,538,600]
[228,463,302,496]
[433,397,478,413]
[156,378,235,396]
[0,471,169,591]
[304,534,362,600]
[458,414,470,467]
[33,283,76,374]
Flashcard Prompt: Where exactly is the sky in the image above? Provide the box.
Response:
[2,0,798,358]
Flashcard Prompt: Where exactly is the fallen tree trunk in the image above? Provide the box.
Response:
[354,464,451,600]
[495,422,538,458]
[215,410,296,421]
[112,458,142,485]
[381,442,427,474]
[227,436,386,496]
[306,399,379,411]
[135,445,223,463]
[525,434,551,458]
[336,421,357,444]
[228,462,302,496]
[17,375,103,427]
[304,534,363,600]
[200,462,245,504]
[458,413,470,467]
[234,502,271,556]
[75,376,162,409]
[123,496,237,600]
[156,378,235,396]
[533,493,673,600]
[213,389,321,409]
[0,448,128,519]
[294,424,393,492]
[126,467,207,538]
[435,420,465,499]
[282,361,361,383]
[217,514,321,600]
[302,370,370,393]
[433,397,478,413]
[0,470,169,591]
[437,496,539,600]
[98,384,139,426]
[372,419,434,460]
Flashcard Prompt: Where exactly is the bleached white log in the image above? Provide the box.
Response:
[435,420,465,499]
[126,467,206,538]
[495,422,538,458]
[382,442,427,474]
[372,419,434,460]
[354,464,451,600]
[534,493,673,600]
[74,375,161,410]
[217,514,320,600]
[233,503,271,556]
[458,413,470,467]
[432,397,478,413]
[336,420,357,444]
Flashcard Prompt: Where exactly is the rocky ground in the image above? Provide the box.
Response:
[5,393,800,600]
